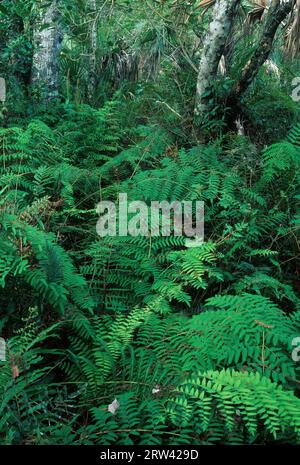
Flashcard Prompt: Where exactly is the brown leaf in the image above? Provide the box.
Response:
[11,364,20,379]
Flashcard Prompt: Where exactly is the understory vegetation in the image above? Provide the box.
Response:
[0,0,300,445]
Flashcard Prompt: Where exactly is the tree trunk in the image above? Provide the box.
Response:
[31,0,62,100]
[87,0,98,102]
[285,0,300,58]
[231,0,294,100]
[194,0,241,116]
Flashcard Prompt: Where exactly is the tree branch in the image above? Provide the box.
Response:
[232,0,294,99]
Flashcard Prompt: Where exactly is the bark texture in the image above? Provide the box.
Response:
[87,0,98,102]
[0,78,6,103]
[194,0,241,116]
[285,0,300,57]
[31,0,62,100]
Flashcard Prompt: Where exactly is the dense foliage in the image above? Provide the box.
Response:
[0,0,300,445]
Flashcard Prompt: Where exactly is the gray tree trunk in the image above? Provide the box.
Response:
[87,0,98,102]
[194,0,241,116]
[31,0,62,100]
